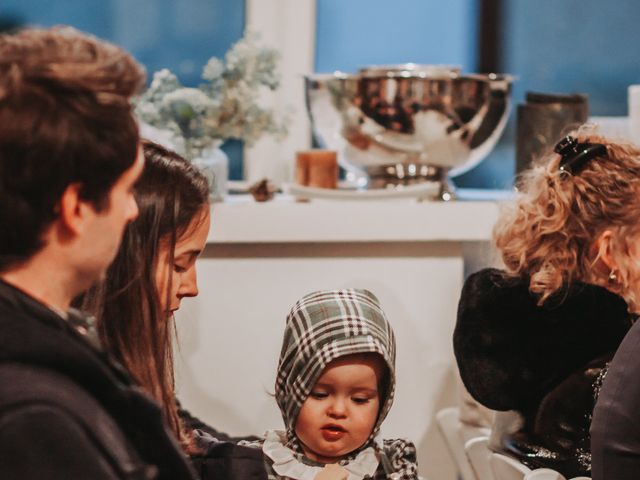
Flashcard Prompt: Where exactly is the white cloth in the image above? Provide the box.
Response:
[261,430,380,480]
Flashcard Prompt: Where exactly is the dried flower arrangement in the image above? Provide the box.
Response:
[135,32,289,160]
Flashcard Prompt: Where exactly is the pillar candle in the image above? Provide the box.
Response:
[295,150,338,189]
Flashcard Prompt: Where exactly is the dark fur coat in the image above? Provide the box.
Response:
[454,268,633,476]
[454,268,631,412]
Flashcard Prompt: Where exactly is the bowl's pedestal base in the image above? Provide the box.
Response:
[366,164,457,201]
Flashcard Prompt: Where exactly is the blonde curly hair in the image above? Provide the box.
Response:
[495,127,640,312]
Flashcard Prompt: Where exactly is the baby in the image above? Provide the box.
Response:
[243,288,418,480]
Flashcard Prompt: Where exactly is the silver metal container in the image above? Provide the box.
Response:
[305,65,513,200]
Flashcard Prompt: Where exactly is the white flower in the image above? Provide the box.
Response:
[134,31,290,158]
[160,88,215,121]
[202,58,224,82]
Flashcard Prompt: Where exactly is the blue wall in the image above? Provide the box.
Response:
[0,0,246,178]
[459,0,640,189]
[316,0,478,74]
[503,0,640,116]
[0,0,244,86]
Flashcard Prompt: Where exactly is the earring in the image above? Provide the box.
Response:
[609,270,618,284]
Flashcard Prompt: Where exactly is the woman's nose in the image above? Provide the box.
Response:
[178,268,199,299]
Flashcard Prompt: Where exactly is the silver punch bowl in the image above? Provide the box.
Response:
[305,65,513,200]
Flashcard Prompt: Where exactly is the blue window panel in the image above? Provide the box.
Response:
[316,0,478,74]
[460,0,640,190]
[503,0,640,116]
[0,0,245,179]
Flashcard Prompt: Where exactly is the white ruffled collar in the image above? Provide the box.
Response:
[261,430,380,480]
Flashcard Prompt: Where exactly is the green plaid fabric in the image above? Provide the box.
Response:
[275,288,396,443]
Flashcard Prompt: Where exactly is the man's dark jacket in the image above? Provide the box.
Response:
[0,279,197,479]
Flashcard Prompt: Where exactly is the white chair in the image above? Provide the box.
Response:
[524,469,566,480]
[465,436,495,480]
[490,452,531,480]
[519,465,590,480]
[436,407,491,480]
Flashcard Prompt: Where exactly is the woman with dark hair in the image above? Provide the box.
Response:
[81,140,265,479]
[81,139,211,452]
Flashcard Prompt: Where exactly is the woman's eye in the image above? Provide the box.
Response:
[174,265,187,274]
[310,391,328,399]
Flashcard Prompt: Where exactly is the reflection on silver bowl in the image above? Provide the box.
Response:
[358,63,462,77]
[305,66,513,200]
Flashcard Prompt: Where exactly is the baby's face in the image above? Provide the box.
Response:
[295,354,384,463]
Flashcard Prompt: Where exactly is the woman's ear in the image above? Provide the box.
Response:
[594,229,616,271]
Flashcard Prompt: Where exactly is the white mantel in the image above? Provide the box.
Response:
[208,194,501,243]
[176,194,502,480]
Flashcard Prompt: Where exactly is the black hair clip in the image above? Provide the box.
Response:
[554,135,607,174]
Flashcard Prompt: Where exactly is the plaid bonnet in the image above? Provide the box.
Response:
[275,288,397,444]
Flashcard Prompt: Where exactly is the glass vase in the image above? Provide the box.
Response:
[191,143,229,202]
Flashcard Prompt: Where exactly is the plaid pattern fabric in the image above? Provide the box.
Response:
[275,289,396,438]
[379,438,419,480]
[242,437,419,480]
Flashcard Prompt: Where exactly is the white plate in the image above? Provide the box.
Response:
[282,182,440,201]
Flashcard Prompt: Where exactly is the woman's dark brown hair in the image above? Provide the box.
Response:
[81,139,209,453]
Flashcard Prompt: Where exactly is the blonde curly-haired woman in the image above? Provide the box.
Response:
[454,130,640,478]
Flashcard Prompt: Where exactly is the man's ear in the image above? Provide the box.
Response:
[594,229,616,270]
[58,183,92,235]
